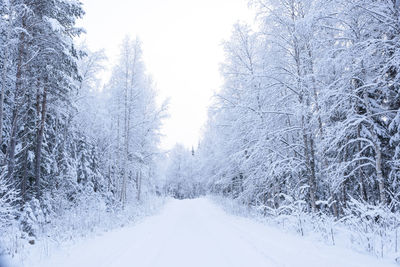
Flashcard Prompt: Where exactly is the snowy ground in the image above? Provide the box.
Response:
[15,198,398,267]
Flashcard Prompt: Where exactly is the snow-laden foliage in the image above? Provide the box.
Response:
[176,0,400,258]
[0,0,167,258]
[163,145,204,199]
[105,37,168,207]
[0,172,19,256]
[1,0,400,262]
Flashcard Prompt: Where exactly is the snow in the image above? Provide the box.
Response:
[18,198,397,267]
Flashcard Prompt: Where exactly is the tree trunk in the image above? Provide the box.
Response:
[306,45,324,135]
[21,146,28,201]
[357,125,368,201]
[121,55,130,208]
[0,60,6,154]
[0,0,12,160]
[302,117,317,212]
[363,93,386,204]
[375,145,385,204]
[0,29,9,154]
[34,87,47,197]
[137,170,142,201]
[7,18,26,179]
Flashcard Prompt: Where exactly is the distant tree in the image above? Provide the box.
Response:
[107,36,167,207]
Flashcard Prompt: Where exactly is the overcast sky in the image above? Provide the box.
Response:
[79,0,254,149]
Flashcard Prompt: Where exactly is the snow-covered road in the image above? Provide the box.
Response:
[31,198,396,267]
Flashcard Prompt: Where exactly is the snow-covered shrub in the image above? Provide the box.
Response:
[0,175,18,230]
[212,194,400,258]
[0,172,20,256]
[314,211,337,246]
[163,144,203,199]
[343,198,400,257]
[20,198,46,239]
[259,193,307,235]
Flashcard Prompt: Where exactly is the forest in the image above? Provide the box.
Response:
[164,0,400,258]
[0,0,167,257]
[1,0,400,265]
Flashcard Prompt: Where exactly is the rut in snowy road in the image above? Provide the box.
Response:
[32,198,396,267]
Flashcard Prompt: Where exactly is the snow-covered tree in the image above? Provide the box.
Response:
[197,0,400,216]
[106,36,167,206]
[164,144,203,199]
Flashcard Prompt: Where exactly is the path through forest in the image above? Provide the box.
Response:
[30,198,396,267]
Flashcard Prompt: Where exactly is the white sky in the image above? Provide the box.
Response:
[79,0,254,149]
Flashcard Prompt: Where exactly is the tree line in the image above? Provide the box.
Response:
[195,0,400,216]
[167,0,400,256]
[0,0,165,251]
